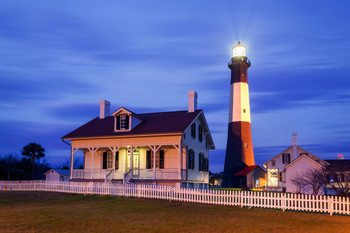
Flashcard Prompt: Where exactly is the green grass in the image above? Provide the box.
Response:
[0,191,349,233]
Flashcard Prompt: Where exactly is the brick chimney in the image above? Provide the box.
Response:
[188,91,198,112]
[100,100,110,119]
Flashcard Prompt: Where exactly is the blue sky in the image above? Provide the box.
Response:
[1,1,350,172]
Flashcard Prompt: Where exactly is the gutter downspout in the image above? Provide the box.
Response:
[62,138,71,146]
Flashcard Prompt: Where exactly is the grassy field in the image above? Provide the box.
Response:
[0,192,349,233]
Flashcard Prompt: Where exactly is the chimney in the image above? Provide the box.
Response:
[100,100,110,119]
[292,133,297,160]
[188,91,198,112]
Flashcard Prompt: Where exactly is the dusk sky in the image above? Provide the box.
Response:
[1,1,350,172]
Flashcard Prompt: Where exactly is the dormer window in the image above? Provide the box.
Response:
[116,114,129,130]
[120,115,128,129]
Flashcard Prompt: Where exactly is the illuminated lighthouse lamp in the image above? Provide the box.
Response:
[232,42,247,58]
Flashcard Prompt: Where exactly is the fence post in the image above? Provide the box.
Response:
[328,196,333,216]
[240,191,243,208]
[282,193,286,212]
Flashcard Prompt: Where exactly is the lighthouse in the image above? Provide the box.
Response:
[222,42,256,187]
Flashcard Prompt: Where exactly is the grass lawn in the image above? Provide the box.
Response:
[0,192,349,233]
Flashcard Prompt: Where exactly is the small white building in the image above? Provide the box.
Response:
[263,133,329,194]
[44,169,70,182]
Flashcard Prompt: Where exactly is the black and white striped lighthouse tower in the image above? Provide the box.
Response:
[222,42,255,187]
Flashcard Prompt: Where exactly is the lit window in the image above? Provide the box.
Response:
[267,169,279,187]
[244,143,248,148]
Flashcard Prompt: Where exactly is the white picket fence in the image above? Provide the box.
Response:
[1,180,349,216]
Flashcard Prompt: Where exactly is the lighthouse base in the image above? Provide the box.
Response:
[222,121,255,188]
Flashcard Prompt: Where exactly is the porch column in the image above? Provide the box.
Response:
[149,145,160,181]
[130,146,133,170]
[70,147,78,179]
[179,141,183,180]
[91,148,94,179]
[173,143,182,180]
[88,147,98,179]
[153,148,156,180]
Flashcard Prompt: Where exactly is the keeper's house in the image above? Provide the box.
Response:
[62,91,215,189]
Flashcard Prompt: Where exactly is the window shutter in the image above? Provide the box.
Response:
[199,125,203,142]
[115,152,119,170]
[146,150,151,169]
[116,116,121,130]
[125,115,130,129]
[205,158,208,172]
[188,149,192,169]
[199,153,202,171]
[192,151,195,169]
[191,123,196,138]
[103,152,107,169]
[159,150,164,169]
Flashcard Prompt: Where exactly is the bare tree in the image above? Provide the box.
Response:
[326,171,350,197]
[291,175,306,194]
[291,169,326,195]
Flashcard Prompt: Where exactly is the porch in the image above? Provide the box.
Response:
[69,141,187,183]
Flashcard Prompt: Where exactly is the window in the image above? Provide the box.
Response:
[282,153,290,164]
[116,114,129,130]
[244,143,248,148]
[103,151,113,169]
[115,151,119,170]
[191,123,196,138]
[146,150,164,169]
[279,172,283,182]
[188,149,195,170]
[198,125,203,142]
[243,108,246,113]
[271,160,276,167]
[267,169,279,187]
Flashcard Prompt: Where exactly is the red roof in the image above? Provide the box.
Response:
[62,110,202,139]
[234,165,259,176]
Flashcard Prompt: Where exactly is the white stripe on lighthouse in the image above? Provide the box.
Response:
[229,82,251,123]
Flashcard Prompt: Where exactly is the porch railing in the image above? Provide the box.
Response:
[72,168,185,181]
[72,169,109,180]
[105,170,115,183]
[123,169,133,184]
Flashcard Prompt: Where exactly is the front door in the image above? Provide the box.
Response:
[126,148,140,176]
